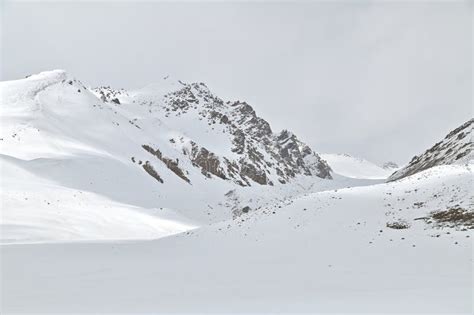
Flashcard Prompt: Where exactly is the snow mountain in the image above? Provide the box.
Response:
[388,119,473,181]
[94,79,332,186]
[1,70,336,242]
[1,70,473,313]
[320,153,396,179]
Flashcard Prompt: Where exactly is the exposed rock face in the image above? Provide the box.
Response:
[92,86,129,104]
[274,130,331,180]
[142,161,164,183]
[144,82,332,186]
[388,119,473,182]
[239,160,269,185]
[142,145,190,183]
[190,144,227,180]
[91,78,332,187]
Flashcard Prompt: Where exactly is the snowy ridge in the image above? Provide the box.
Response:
[129,77,332,186]
[388,119,473,181]
[0,70,336,243]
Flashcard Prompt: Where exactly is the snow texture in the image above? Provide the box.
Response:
[0,70,472,313]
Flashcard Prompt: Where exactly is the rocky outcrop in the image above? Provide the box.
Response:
[142,161,164,183]
[388,119,473,182]
[142,145,190,183]
[156,83,332,185]
[92,86,128,104]
[239,160,270,185]
[190,144,227,180]
[119,77,333,186]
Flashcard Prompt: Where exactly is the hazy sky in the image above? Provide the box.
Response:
[1,0,472,164]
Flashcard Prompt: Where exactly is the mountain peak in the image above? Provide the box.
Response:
[136,78,332,185]
[3,70,332,189]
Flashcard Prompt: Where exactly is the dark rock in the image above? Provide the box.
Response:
[142,161,164,183]
[388,119,473,181]
[142,144,190,183]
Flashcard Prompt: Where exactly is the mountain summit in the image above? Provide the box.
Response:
[0,70,335,241]
[93,74,332,186]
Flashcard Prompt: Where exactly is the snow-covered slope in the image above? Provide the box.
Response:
[0,70,205,242]
[388,119,473,181]
[0,70,338,243]
[0,155,197,243]
[2,163,472,313]
[1,70,472,313]
[321,153,396,179]
[96,76,332,186]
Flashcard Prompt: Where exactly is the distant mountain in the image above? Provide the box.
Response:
[320,153,395,180]
[382,161,399,170]
[388,119,473,181]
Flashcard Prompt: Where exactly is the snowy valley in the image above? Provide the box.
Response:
[0,71,472,313]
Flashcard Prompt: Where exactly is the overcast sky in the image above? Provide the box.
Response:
[1,0,472,164]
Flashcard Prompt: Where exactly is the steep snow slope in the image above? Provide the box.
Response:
[0,70,345,243]
[0,70,206,242]
[321,153,396,179]
[97,77,332,186]
[2,164,472,313]
[388,119,473,181]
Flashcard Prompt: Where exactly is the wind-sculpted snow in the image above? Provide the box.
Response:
[388,119,473,181]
